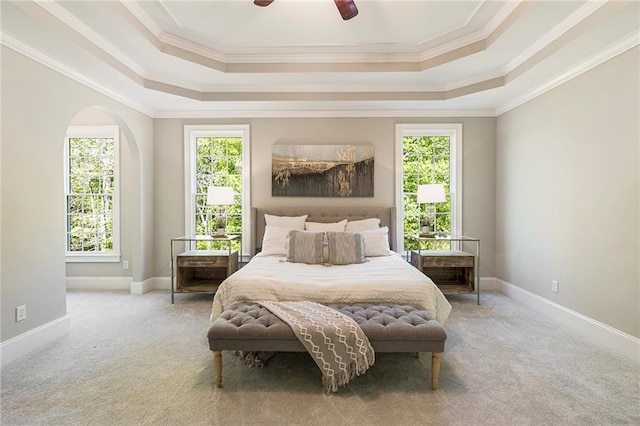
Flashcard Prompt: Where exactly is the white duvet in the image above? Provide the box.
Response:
[211,253,452,324]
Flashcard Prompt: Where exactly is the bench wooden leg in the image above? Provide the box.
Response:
[213,351,222,388]
[431,352,442,390]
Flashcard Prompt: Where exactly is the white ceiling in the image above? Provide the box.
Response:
[1,0,639,117]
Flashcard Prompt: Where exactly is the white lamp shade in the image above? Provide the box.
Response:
[206,186,235,206]
[417,184,446,204]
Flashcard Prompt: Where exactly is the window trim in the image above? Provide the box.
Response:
[394,123,462,253]
[64,125,121,263]
[184,125,251,255]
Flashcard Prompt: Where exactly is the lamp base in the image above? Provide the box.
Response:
[420,232,436,238]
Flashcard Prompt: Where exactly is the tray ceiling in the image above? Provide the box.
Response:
[1,0,638,116]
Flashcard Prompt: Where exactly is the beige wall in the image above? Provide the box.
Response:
[152,117,496,278]
[496,47,640,337]
[1,47,154,342]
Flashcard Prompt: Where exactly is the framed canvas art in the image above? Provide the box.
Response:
[272,144,374,197]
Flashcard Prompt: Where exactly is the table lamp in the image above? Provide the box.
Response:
[206,186,235,236]
[417,184,446,236]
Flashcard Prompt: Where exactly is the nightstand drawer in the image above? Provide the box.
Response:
[177,254,230,268]
[417,250,474,267]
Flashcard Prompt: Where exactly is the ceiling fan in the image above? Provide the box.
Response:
[254,0,359,21]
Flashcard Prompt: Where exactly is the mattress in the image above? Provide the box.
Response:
[211,252,452,324]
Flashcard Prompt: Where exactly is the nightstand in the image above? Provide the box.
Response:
[170,235,240,303]
[408,235,480,304]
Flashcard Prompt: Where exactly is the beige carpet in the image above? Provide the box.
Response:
[1,290,638,426]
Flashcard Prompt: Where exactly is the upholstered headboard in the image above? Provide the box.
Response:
[251,206,396,254]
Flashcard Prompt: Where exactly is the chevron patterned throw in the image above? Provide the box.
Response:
[259,301,375,393]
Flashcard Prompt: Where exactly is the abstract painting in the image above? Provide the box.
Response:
[272,144,374,197]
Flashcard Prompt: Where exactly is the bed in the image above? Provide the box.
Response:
[210,207,451,324]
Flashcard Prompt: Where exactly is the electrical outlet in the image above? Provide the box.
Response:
[552,280,559,293]
[123,260,129,270]
[16,305,26,322]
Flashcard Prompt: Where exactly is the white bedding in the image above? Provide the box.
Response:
[211,252,452,324]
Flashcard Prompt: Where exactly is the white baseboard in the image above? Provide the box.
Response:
[131,277,155,295]
[66,276,169,295]
[131,277,171,294]
[152,277,171,291]
[496,278,640,363]
[66,276,132,290]
[479,277,499,291]
[0,315,71,367]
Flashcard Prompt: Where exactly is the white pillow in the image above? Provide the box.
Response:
[362,226,391,257]
[261,226,292,256]
[345,217,381,232]
[264,214,307,230]
[305,219,347,232]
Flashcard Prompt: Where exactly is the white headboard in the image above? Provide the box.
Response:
[251,206,396,254]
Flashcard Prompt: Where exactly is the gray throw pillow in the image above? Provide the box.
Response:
[327,232,366,265]
[286,230,325,264]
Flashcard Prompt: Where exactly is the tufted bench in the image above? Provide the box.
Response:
[207,303,447,390]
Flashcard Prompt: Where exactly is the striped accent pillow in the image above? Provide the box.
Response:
[286,230,325,265]
[327,232,366,265]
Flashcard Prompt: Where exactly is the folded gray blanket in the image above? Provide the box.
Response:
[259,300,375,393]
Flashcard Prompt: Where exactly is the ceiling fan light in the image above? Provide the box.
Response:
[254,0,274,6]
[334,0,358,20]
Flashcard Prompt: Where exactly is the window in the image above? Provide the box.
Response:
[184,125,250,254]
[64,125,120,262]
[395,124,462,252]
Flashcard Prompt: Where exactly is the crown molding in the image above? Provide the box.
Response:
[6,23,636,121]
[5,1,636,120]
[117,0,523,70]
[153,108,497,119]
[505,0,607,73]
[0,33,154,118]
[496,31,640,115]
[33,0,145,76]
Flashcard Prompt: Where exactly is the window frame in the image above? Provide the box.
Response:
[184,125,251,255]
[64,125,121,263]
[394,123,462,253]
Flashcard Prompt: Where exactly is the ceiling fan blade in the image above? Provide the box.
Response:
[334,0,358,20]
[254,0,274,6]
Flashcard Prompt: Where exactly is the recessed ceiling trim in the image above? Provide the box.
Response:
[153,108,497,119]
[197,82,448,93]
[445,76,506,100]
[9,0,499,100]
[135,0,506,59]
[156,0,183,30]
[116,0,526,72]
[507,0,630,83]
[12,0,624,104]
[117,0,164,39]
[497,31,640,116]
[505,0,608,74]
[7,13,636,121]
[9,0,636,118]
[0,33,153,117]
[414,0,524,60]
[31,0,145,77]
